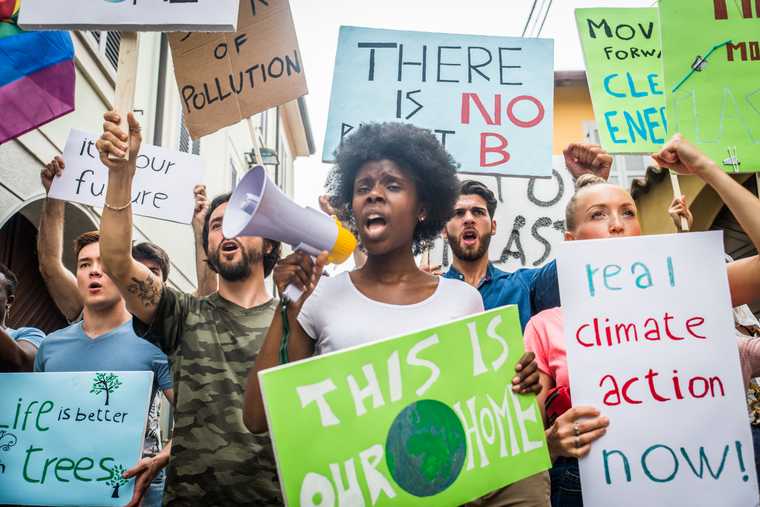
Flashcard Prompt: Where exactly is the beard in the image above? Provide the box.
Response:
[208,242,262,282]
[448,232,491,262]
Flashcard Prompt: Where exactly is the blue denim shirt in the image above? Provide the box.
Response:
[443,260,560,330]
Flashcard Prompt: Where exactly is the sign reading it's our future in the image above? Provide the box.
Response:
[557,232,758,506]
[575,8,666,153]
[0,371,153,506]
[323,26,554,177]
[18,0,239,32]
[260,307,551,506]
[49,129,203,224]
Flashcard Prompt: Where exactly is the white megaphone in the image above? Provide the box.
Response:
[223,165,357,302]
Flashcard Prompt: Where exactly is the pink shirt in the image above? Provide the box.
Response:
[523,307,568,389]
[524,307,760,390]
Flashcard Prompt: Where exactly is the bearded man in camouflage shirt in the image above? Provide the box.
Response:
[97,111,283,505]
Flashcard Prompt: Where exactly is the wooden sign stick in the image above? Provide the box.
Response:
[110,32,140,161]
[246,117,263,165]
[669,171,689,232]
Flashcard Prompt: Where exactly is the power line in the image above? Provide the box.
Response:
[521,0,539,37]
[536,0,553,37]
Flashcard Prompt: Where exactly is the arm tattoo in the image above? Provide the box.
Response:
[127,274,161,308]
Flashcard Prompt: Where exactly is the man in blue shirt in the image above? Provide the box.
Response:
[34,231,173,507]
[0,263,45,371]
[443,143,612,330]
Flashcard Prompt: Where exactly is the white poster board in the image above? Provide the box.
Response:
[18,0,239,32]
[50,129,203,224]
[557,231,758,507]
[428,156,573,270]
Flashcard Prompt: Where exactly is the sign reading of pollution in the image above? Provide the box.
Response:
[260,307,551,505]
[322,26,554,177]
[0,371,153,506]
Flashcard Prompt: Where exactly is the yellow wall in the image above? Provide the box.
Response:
[553,83,594,154]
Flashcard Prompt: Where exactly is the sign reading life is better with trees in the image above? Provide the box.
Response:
[260,307,550,506]
[0,371,153,506]
[661,0,760,172]
[557,232,758,507]
[49,129,203,224]
[170,0,308,139]
[18,0,239,31]
[576,8,666,153]
[323,27,554,177]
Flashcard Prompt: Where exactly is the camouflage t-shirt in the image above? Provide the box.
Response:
[134,288,281,506]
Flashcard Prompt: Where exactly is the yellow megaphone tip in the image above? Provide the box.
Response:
[327,218,357,264]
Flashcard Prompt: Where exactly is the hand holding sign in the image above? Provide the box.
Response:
[97,111,143,168]
[651,134,718,178]
[41,156,65,195]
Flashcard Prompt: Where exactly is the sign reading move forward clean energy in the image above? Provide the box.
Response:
[260,307,551,505]
[576,8,666,153]
[0,371,153,506]
[323,26,554,177]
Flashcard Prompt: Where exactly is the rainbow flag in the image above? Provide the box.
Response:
[0,0,75,144]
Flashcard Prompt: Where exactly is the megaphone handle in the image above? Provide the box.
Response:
[282,284,304,303]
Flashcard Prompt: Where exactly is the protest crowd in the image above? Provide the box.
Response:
[1,1,760,506]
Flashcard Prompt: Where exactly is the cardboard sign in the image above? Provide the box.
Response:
[169,0,308,140]
[0,371,153,506]
[428,155,574,272]
[575,8,666,153]
[260,307,551,506]
[18,0,239,32]
[557,232,758,506]
[49,129,203,224]
[322,26,554,177]
[661,0,760,172]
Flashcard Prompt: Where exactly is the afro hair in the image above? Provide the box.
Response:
[325,122,460,255]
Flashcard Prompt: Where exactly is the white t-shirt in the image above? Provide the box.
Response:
[298,271,485,354]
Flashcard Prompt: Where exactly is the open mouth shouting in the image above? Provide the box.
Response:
[461,228,479,248]
[220,240,241,257]
[87,280,103,294]
[362,210,388,238]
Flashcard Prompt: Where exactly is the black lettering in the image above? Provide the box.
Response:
[500,215,526,265]
[527,169,564,207]
[357,42,398,81]
[587,18,612,38]
[397,43,427,82]
[467,46,492,83]
[437,46,461,83]
[498,47,522,85]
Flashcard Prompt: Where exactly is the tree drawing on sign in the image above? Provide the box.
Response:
[106,464,128,498]
[90,372,122,406]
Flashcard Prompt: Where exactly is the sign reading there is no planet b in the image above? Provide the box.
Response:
[323,26,554,177]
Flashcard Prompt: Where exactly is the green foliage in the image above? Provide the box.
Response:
[105,464,128,488]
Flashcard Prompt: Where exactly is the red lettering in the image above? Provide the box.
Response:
[685,316,706,339]
[461,93,500,125]
[621,376,642,405]
[479,133,510,167]
[575,323,594,347]
[506,95,545,128]
[689,376,710,398]
[663,312,684,340]
[645,368,670,402]
[600,374,621,406]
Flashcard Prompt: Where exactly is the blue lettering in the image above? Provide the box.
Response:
[603,264,622,291]
[647,73,663,95]
[624,110,648,142]
[603,448,632,484]
[643,107,665,144]
[604,111,626,144]
[603,73,625,98]
[626,73,647,97]
[631,262,653,289]
[585,263,600,297]
[642,444,679,483]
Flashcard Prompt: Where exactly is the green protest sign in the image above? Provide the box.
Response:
[260,307,550,506]
[575,7,666,153]
[661,0,760,172]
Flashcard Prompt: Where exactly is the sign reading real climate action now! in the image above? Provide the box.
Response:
[0,371,153,506]
[557,232,758,507]
[323,26,554,177]
[260,307,551,506]
[575,8,666,153]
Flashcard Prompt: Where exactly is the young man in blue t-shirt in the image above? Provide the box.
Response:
[442,143,613,330]
[34,231,173,507]
[0,263,44,372]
